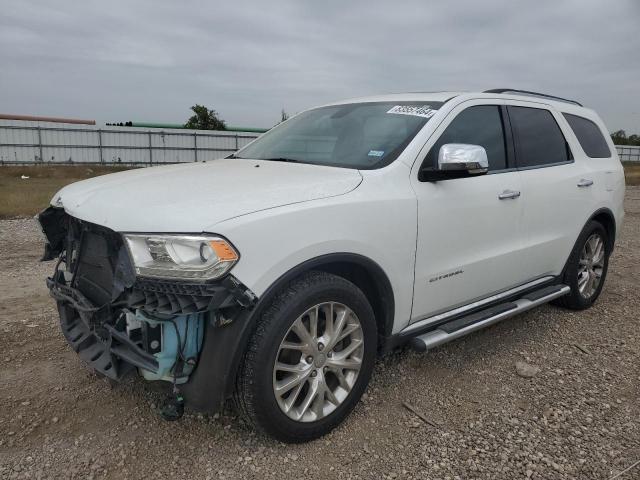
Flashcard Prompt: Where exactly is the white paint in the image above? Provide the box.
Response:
[55,159,362,231]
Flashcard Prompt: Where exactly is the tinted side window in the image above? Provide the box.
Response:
[563,113,611,158]
[509,106,571,168]
[424,105,507,171]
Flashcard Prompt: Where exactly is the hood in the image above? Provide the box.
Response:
[54,159,362,232]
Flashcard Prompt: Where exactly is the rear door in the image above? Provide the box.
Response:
[410,100,529,322]
[507,102,598,278]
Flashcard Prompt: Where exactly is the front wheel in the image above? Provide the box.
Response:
[556,220,610,310]
[234,271,377,443]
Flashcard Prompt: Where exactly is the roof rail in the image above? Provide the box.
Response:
[483,89,582,107]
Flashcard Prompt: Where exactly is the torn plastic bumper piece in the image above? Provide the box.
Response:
[127,275,256,315]
[47,267,256,383]
[38,206,68,261]
[49,272,257,411]
[49,276,159,380]
[38,207,256,317]
[41,207,259,410]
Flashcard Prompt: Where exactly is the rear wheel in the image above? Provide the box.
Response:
[556,221,610,310]
[235,271,377,443]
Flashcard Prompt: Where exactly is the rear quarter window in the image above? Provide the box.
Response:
[562,113,611,158]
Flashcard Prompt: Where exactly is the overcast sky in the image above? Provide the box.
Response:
[1,0,638,132]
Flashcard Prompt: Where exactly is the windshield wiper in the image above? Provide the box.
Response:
[262,157,304,163]
[229,155,306,163]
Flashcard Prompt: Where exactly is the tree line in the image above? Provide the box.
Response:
[611,130,640,146]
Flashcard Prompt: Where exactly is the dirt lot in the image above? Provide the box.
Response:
[1,190,639,480]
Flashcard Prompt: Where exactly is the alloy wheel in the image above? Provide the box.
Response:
[578,233,605,298]
[272,302,364,422]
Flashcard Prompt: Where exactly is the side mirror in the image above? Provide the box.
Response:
[438,143,488,175]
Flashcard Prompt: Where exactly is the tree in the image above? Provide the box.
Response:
[611,130,628,145]
[184,105,226,130]
[610,130,640,146]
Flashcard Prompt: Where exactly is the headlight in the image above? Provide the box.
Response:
[123,234,239,280]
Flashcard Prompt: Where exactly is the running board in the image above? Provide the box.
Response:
[409,284,570,352]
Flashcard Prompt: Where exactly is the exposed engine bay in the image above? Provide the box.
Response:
[39,206,256,389]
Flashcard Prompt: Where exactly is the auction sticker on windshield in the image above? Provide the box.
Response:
[387,105,438,118]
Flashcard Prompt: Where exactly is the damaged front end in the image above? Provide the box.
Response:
[38,206,256,407]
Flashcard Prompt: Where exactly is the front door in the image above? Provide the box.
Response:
[410,101,529,322]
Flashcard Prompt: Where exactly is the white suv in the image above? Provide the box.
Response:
[39,89,625,442]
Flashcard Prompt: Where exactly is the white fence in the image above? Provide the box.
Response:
[0,120,261,165]
[616,145,640,162]
[1,119,638,164]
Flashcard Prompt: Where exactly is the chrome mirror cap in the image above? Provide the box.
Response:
[438,143,489,174]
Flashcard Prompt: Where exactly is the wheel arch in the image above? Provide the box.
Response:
[560,207,617,279]
[238,253,396,391]
[286,253,396,347]
[588,207,616,251]
[554,207,615,310]
[180,253,396,413]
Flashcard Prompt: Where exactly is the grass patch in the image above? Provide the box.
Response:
[0,165,133,218]
[623,162,640,186]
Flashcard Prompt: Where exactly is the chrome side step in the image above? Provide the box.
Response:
[409,284,570,352]
[402,276,555,336]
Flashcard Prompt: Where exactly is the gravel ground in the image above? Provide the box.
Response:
[1,189,639,480]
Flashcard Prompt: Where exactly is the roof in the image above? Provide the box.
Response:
[324,91,463,106]
[324,90,588,113]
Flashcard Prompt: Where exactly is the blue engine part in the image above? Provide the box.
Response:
[134,310,205,383]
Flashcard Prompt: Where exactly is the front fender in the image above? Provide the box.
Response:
[209,191,417,335]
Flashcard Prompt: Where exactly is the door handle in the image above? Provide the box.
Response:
[498,190,521,200]
[577,179,594,187]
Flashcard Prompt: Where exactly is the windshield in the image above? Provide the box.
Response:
[235,101,443,169]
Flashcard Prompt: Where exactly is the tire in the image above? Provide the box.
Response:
[234,271,377,443]
[555,220,610,310]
